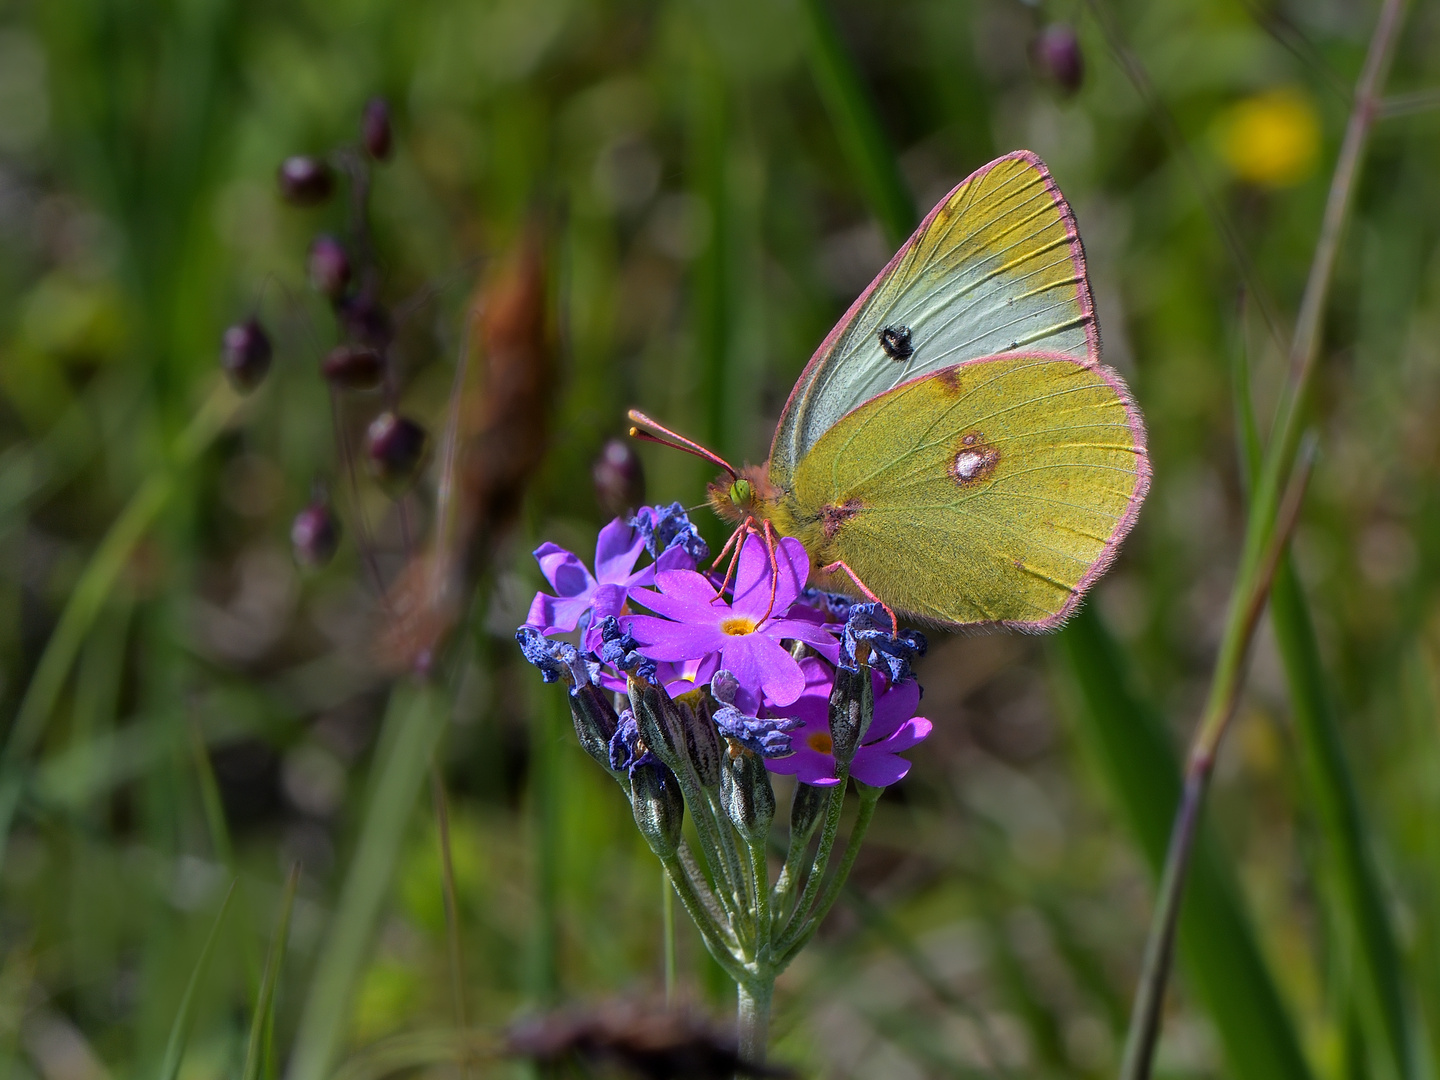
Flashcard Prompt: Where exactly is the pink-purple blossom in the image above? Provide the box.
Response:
[624,533,836,708]
[526,517,690,649]
[764,658,932,788]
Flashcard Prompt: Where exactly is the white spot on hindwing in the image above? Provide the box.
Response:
[954,451,986,479]
[949,431,1000,486]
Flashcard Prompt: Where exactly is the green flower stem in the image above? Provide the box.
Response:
[676,841,739,952]
[749,839,772,963]
[658,853,748,986]
[780,771,849,943]
[736,979,774,1066]
[703,787,750,921]
[778,782,880,964]
[662,868,677,1004]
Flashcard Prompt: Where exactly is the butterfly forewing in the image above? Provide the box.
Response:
[776,354,1148,629]
[771,152,1096,488]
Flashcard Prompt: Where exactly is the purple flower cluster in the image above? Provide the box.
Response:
[520,506,931,787]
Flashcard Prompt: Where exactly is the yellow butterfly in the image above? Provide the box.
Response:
[632,151,1150,630]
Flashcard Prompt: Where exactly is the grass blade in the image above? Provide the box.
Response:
[1055,606,1314,1080]
[1272,558,1414,1080]
[287,682,448,1080]
[241,863,300,1080]
[797,0,915,247]
[156,880,238,1080]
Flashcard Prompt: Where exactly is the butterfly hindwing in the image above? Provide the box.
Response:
[770,152,1097,488]
[771,353,1148,629]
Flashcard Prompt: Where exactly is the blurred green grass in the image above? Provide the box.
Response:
[2,0,1440,1078]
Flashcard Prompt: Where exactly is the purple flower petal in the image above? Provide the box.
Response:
[867,678,921,742]
[633,570,727,623]
[594,519,645,584]
[849,751,913,788]
[731,632,806,707]
[763,745,841,786]
[527,590,596,635]
[869,716,932,754]
[731,536,808,621]
[534,542,595,598]
[625,616,724,661]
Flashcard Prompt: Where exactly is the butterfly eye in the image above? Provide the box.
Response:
[878,324,914,361]
[729,478,755,508]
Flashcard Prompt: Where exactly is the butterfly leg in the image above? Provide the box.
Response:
[711,516,759,600]
[758,518,782,622]
[818,559,898,635]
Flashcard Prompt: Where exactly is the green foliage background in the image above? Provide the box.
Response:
[0,0,1438,1077]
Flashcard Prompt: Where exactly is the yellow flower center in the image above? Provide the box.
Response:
[720,616,758,636]
[806,732,834,754]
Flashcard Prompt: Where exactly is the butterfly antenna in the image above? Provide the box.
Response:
[627,409,738,481]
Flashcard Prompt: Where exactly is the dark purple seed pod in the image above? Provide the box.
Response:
[593,438,646,518]
[220,318,273,391]
[366,411,427,482]
[1033,24,1084,95]
[322,344,384,389]
[308,235,351,299]
[337,293,394,350]
[362,98,392,161]
[277,156,335,205]
[292,499,340,568]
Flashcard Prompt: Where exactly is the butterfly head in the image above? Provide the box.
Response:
[706,463,774,523]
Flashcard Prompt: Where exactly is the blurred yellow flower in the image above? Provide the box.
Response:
[1217,87,1320,188]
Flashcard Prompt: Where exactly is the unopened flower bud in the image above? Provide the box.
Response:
[220,318,273,391]
[672,687,723,789]
[789,780,827,846]
[828,662,873,768]
[291,497,340,568]
[570,683,623,779]
[308,235,351,299]
[721,744,775,846]
[628,677,689,774]
[366,411,427,483]
[593,438,645,518]
[630,760,685,857]
[322,344,384,389]
[278,156,334,205]
[362,97,393,161]
[1033,24,1084,95]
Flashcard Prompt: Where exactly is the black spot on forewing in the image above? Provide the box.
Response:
[878,325,913,361]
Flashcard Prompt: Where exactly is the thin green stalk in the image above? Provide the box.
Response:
[662,868,677,1004]
[748,840,771,964]
[1120,439,1317,1079]
[1118,2,1408,1073]
[241,864,300,1080]
[529,680,563,1004]
[1056,605,1314,1080]
[157,880,237,1080]
[430,763,467,1031]
[659,853,749,986]
[1235,275,1413,1080]
[778,783,879,964]
[188,724,261,996]
[780,774,848,942]
[677,840,739,951]
[288,683,448,1080]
